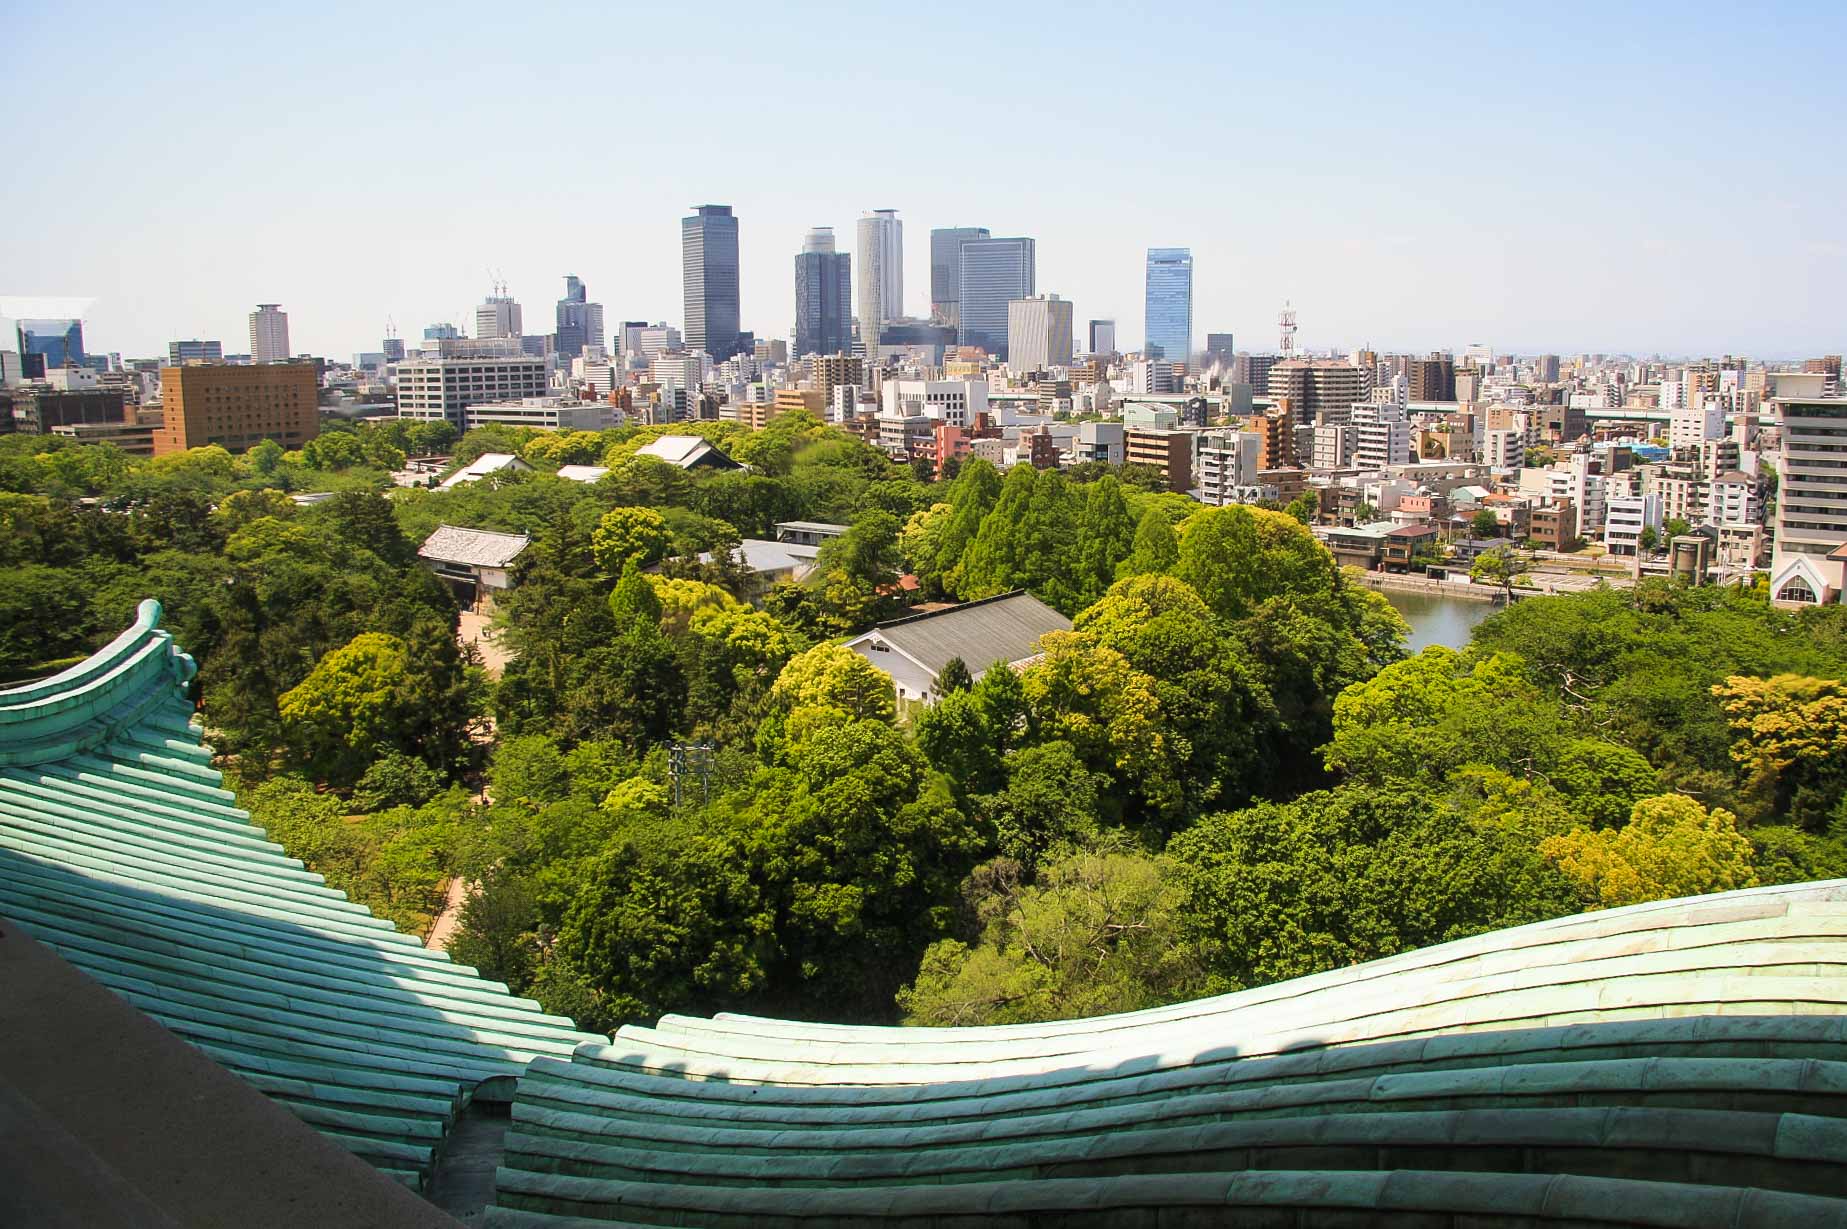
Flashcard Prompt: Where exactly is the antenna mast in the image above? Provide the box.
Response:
[1278,301,1297,357]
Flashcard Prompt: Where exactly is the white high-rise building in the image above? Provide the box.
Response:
[1350,401,1410,469]
[475,293,523,340]
[1669,398,1726,451]
[1194,429,1265,506]
[856,209,903,360]
[249,304,290,363]
[638,325,682,360]
[1604,493,1664,555]
[395,352,549,426]
[1769,395,1847,603]
[1005,295,1073,373]
[1482,427,1525,470]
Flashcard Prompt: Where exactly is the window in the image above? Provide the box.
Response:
[1778,577,1818,604]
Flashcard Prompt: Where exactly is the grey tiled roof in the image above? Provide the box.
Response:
[417,524,531,568]
[857,591,1070,676]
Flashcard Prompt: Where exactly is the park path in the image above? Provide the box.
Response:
[424,874,471,952]
[458,611,510,680]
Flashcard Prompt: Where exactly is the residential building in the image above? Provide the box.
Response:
[929,226,989,325]
[1482,427,1525,470]
[1604,493,1664,556]
[1269,359,1370,424]
[1005,295,1073,373]
[1195,429,1265,506]
[1350,401,1410,469]
[1143,247,1193,370]
[1528,499,1578,552]
[957,237,1035,359]
[1407,354,1454,402]
[1313,422,1354,469]
[775,521,850,547]
[154,361,318,455]
[809,352,863,400]
[1087,319,1117,356]
[636,324,681,359]
[475,290,522,340]
[1247,409,1299,469]
[167,339,222,365]
[395,350,548,427]
[856,209,903,359]
[1125,425,1193,492]
[1770,396,1847,603]
[794,228,852,358]
[683,204,742,359]
[1073,420,1124,465]
[845,591,1071,708]
[248,304,290,363]
[1669,399,1725,451]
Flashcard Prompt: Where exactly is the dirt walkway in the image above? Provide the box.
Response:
[458,611,510,681]
[424,874,471,952]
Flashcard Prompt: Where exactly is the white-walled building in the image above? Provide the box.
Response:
[1350,401,1410,469]
[1194,429,1267,506]
[459,397,615,432]
[1670,399,1726,451]
[1604,493,1664,556]
[879,379,989,427]
[395,353,549,426]
[249,304,290,363]
[1006,295,1073,372]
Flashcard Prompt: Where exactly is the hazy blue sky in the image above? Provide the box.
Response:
[6,1,1844,361]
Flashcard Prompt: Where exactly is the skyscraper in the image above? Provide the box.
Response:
[555,275,605,359]
[957,237,1035,360]
[794,227,852,359]
[929,226,989,325]
[683,205,742,359]
[17,318,85,370]
[475,286,523,340]
[249,304,290,363]
[856,209,902,361]
[1088,320,1117,356]
[1144,248,1193,370]
[1006,295,1073,372]
[167,339,222,365]
[1204,333,1235,368]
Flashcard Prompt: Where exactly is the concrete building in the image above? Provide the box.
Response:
[1087,319,1117,356]
[1350,401,1410,469]
[856,209,903,360]
[394,352,549,427]
[1005,295,1073,373]
[1604,493,1664,556]
[1203,333,1235,369]
[1125,425,1193,492]
[1669,399,1726,451]
[154,361,318,455]
[7,383,127,434]
[1073,420,1124,465]
[1269,359,1370,424]
[248,304,290,363]
[794,228,852,359]
[554,275,604,361]
[683,205,742,360]
[1482,427,1525,470]
[1770,396,1847,604]
[1195,429,1265,506]
[880,379,989,427]
[957,237,1035,359]
[458,397,615,432]
[474,291,522,341]
[929,226,989,325]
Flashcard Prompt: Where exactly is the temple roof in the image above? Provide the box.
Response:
[0,601,599,1193]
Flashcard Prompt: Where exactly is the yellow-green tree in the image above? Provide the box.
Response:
[1539,794,1758,909]
[1713,674,1847,825]
[591,505,671,573]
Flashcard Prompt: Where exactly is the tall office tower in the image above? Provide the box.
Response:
[1144,248,1194,370]
[794,227,852,358]
[382,335,405,363]
[856,209,903,360]
[683,204,742,359]
[154,361,318,455]
[929,226,989,325]
[554,275,605,360]
[249,305,290,363]
[1204,333,1236,369]
[16,318,86,371]
[167,339,222,365]
[957,237,1035,359]
[1088,320,1117,356]
[1535,354,1561,383]
[1006,295,1074,372]
[475,285,523,340]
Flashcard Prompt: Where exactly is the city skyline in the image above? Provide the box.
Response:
[5,1,1845,360]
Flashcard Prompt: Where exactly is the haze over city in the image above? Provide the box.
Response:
[5,0,1845,359]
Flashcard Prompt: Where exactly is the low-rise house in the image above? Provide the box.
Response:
[556,464,610,483]
[775,521,849,547]
[845,591,1071,708]
[417,524,531,609]
[701,538,821,597]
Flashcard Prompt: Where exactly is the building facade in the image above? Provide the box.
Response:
[554,275,604,360]
[1143,247,1194,370]
[794,227,852,358]
[682,205,742,360]
[1005,295,1073,373]
[957,237,1035,360]
[1087,319,1117,356]
[395,353,549,427]
[167,339,222,365]
[154,361,318,455]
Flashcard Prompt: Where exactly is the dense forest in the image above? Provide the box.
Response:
[4,413,1845,1033]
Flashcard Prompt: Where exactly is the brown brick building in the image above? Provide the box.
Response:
[153,363,319,456]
